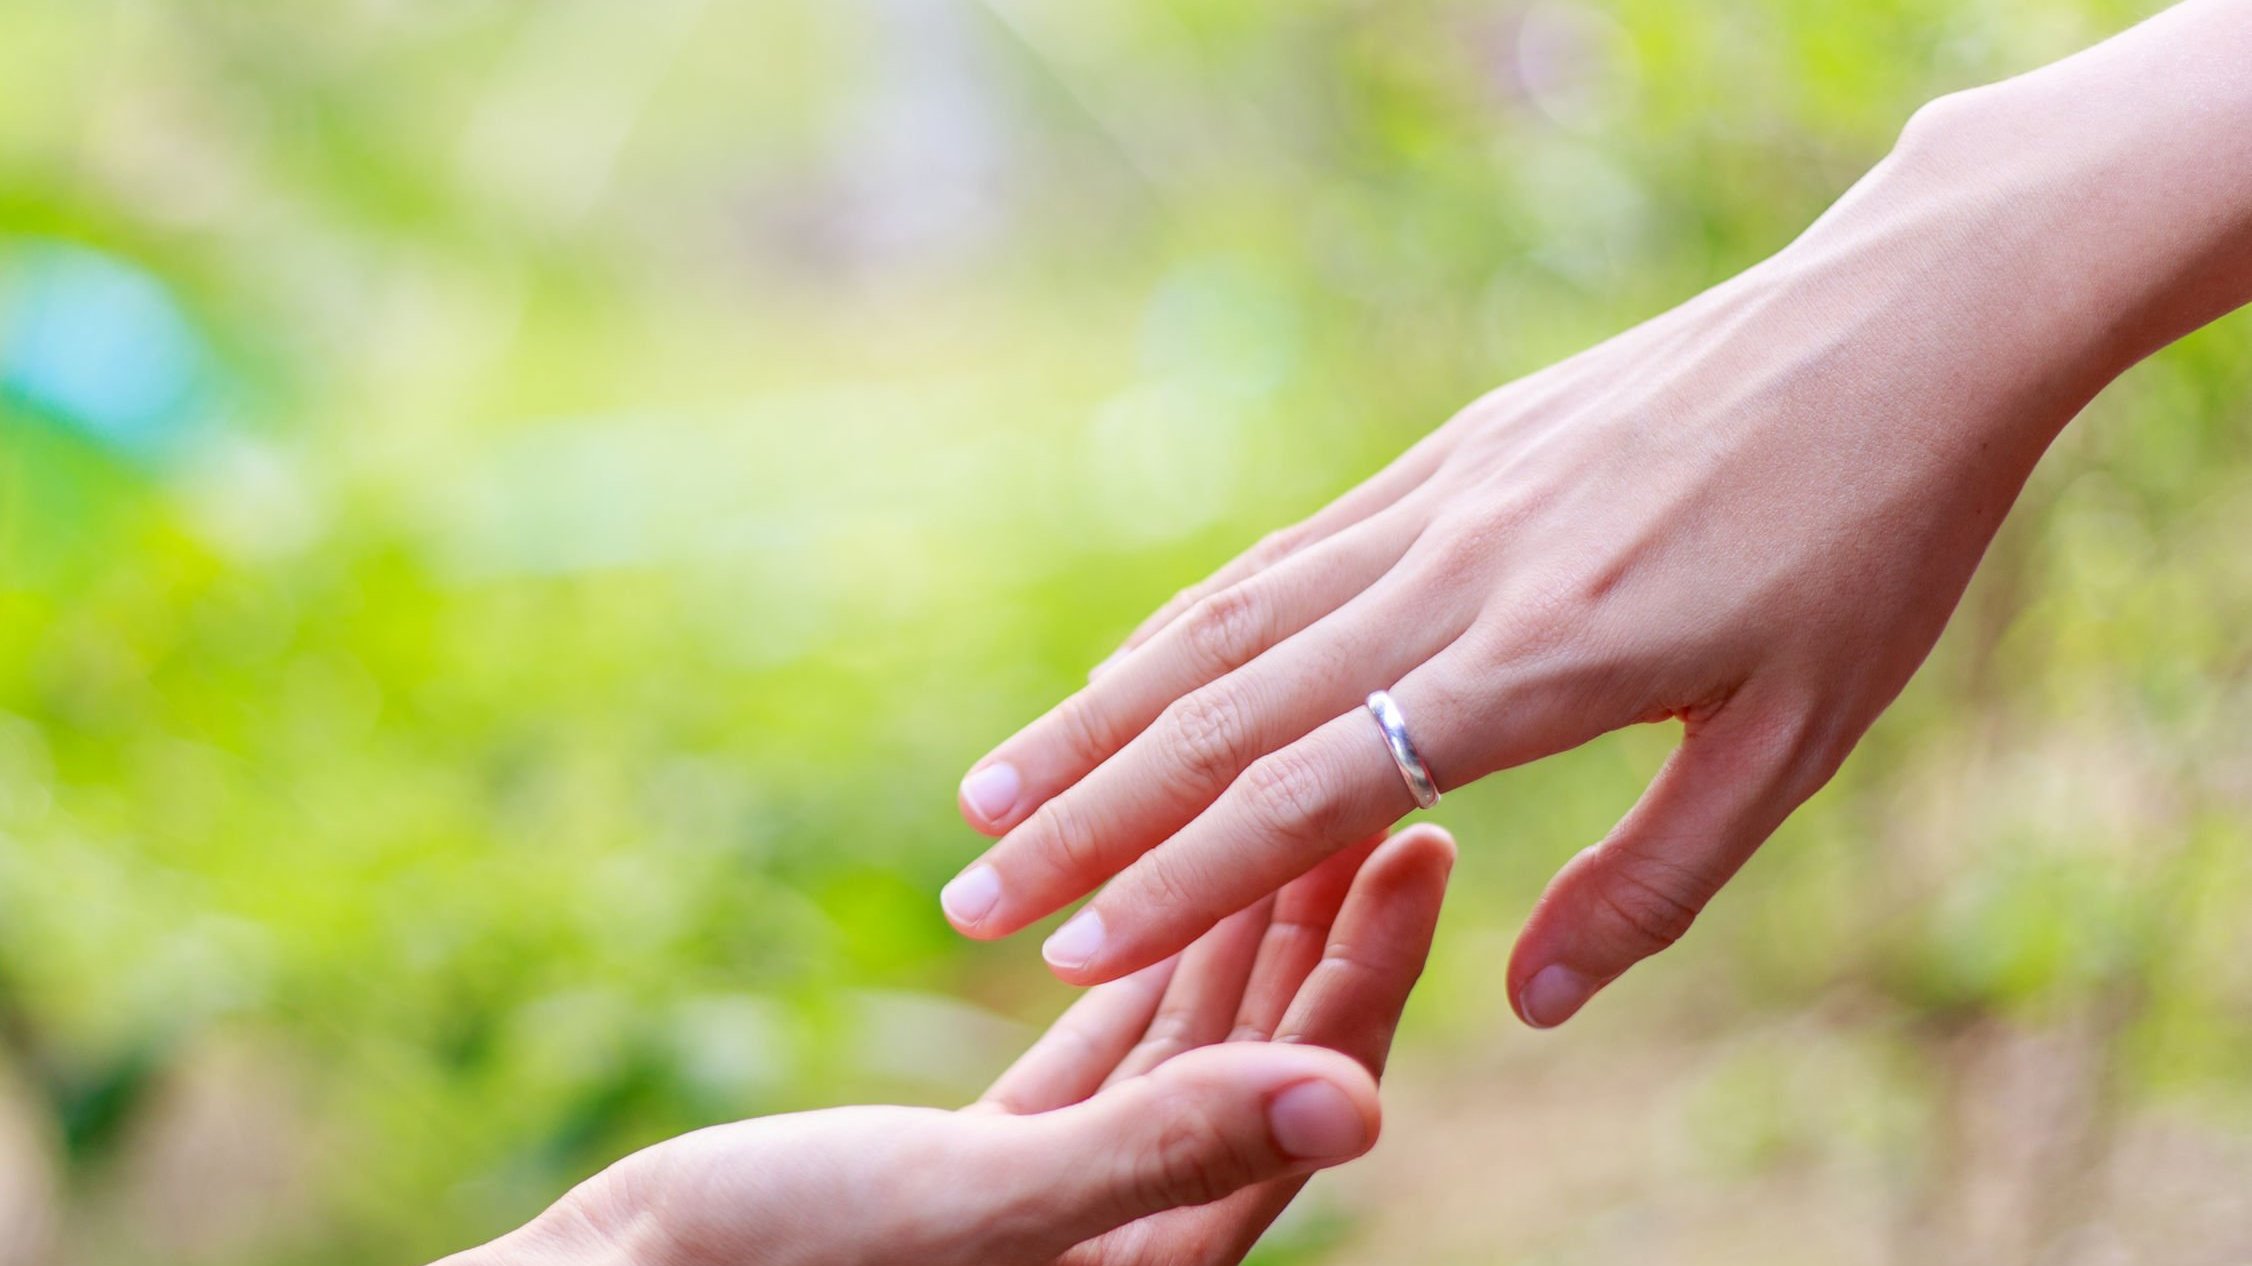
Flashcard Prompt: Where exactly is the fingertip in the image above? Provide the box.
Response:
[1388,822,1458,874]
[940,863,1004,933]
[1176,1042,1379,1148]
[1502,841,1596,1017]
[1260,1047,1382,1159]
[959,762,1024,834]
[1039,900,1195,986]
[1045,949,1170,989]
[1041,908,1109,977]
[1515,963,1602,1030]
[1041,1042,1382,1233]
[1267,1076,1378,1164]
[1045,958,1139,988]
[957,801,1010,838]
[1348,823,1458,904]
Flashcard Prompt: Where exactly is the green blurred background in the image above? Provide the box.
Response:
[1,1,2249,1262]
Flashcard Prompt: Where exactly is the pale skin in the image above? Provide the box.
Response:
[436,826,1454,1266]
[944,0,2252,1028]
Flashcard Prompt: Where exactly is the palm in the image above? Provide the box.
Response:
[976,826,1452,1266]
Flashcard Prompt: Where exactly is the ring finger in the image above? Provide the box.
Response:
[1040,628,1630,984]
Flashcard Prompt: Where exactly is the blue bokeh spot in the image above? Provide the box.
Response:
[0,240,210,460]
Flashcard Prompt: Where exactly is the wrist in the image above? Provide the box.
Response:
[1753,14,2252,464]
[1737,98,2114,471]
[1817,3,2252,392]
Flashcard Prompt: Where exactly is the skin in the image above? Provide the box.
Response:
[943,0,2252,1028]
[437,826,1455,1266]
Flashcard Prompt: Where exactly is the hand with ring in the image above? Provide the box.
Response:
[941,9,2252,1028]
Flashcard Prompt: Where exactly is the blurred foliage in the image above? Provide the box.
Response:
[0,1,2247,1263]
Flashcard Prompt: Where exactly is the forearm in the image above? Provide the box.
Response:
[1751,0,2252,472]
[1930,0,2252,360]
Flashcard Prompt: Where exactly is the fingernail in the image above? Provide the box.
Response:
[940,864,1002,927]
[1267,1080,1369,1161]
[1042,909,1106,972]
[960,763,1022,826]
[1519,964,1599,1030]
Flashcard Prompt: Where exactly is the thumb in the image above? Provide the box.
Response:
[1507,706,1826,1029]
[984,1043,1380,1253]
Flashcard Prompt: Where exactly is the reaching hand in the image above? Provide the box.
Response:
[941,177,2045,1028]
[936,25,2252,1024]
[438,825,1453,1266]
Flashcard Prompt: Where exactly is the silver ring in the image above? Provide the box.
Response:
[1365,690,1440,810]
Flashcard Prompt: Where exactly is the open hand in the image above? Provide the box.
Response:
[440,825,1453,1266]
[939,93,2132,1025]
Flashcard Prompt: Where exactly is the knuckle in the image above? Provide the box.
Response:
[1400,529,1485,592]
[1133,855,1205,921]
[1725,703,1854,805]
[1128,1094,1252,1212]
[1405,509,1515,586]
[1248,525,1309,568]
[1181,587,1268,676]
[1781,709,1858,793]
[1034,794,1110,881]
[1473,607,1569,673]
[1588,854,1710,956]
[1146,584,1205,634]
[1240,747,1336,843]
[1480,569,1588,662]
[1164,690,1255,791]
[1054,697,1130,768]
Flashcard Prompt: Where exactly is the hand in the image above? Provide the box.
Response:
[942,172,2054,1028]
[437,825,1454,1266]
[941,22,2252,1027]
